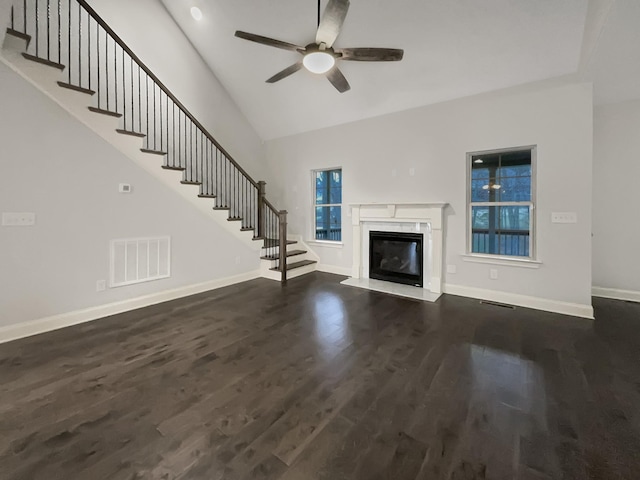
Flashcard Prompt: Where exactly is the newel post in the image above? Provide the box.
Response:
[278,210,288,284]
[257,181,266,239]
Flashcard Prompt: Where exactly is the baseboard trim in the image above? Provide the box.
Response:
[592,286,640,303]
[443,283,594,319]
[316,264,352,276]
[0,270,261,344]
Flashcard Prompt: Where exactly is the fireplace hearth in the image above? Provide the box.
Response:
[369,231,424,287]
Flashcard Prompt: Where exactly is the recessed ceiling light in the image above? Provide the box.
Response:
[191,6,203,21]
[474,159,483,164]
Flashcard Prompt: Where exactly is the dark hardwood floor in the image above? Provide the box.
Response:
[1,272,639,479]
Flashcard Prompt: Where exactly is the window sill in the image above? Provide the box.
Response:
[461,254,542,269]
[307,240,344,248]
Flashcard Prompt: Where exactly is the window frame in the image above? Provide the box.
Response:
[311,167,343,244]
[466,145,537,261]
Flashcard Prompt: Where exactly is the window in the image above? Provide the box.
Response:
[468,146,535,258]
[314,168,342,242]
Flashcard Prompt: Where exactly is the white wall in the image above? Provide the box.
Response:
[0,61,259,329]
[266,81,594,313]
[84,0,267,181]
[592,100,640,295]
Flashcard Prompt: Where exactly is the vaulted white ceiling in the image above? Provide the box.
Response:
[159,0,636,140]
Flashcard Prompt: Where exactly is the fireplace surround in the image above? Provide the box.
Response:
[342,203,447,301]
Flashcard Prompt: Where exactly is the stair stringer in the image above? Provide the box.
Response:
[1,32,261,252]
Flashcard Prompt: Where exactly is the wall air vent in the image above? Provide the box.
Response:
[479,300,516,310]
[110,236,171,287]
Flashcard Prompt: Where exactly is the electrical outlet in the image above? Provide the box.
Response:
[96,280,106,292]
[2,212,36,226]
[489,268,498,280]
[447,264,457,274]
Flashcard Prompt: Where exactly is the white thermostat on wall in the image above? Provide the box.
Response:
[118,183,132,193]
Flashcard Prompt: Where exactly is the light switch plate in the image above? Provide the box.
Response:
[2,212,36,226]
[551,212,577,224]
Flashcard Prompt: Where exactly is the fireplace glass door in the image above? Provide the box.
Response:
[369,231,423,287]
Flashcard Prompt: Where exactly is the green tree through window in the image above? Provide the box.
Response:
[314,168,342,242]
[469,148,534,257]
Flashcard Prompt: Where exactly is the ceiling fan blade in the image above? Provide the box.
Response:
[326,67,351,93]
[338,48,404,62]
[316,0,350,48]
[235,31,303,52]
[266,62,304,83]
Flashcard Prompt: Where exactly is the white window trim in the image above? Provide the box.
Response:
[466,145,538,262]
[311,167,343,244]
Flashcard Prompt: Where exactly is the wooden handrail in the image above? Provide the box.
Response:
[76,0,259,189]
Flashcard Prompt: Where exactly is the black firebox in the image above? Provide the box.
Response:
[369,231,423,287]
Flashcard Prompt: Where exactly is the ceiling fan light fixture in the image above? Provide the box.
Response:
[303,52,335,74]
[190,6,203,21]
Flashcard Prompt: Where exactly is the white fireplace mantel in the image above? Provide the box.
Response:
[349,202,448,295]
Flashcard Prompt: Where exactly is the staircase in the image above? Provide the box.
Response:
[1,0,317,283]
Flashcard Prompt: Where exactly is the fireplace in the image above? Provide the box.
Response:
[369,231,424,287]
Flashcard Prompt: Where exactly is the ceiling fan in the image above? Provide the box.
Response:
[234,0,404,93]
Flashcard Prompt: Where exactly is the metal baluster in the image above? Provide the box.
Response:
[172,103,176,167]
[159,90,163,152]
[138,65,141,132]
[130,58,134,132]
[114,40,117,114]
[145,74,149,140]
[35,0,39,57]
[96,11,99,105]
[153,83,156,149]
[68,0,71,83]
[23,0,27,33]
[78,2,81,86]
[86,8,89,89]
[10,5,14,30]
[122,48,125,129]
[47,0,50,60]
[105,30,109,109]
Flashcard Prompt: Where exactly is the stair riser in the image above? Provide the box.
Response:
[260,262,317,281]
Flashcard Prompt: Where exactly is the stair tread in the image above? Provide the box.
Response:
[240,227,255,231]
[6,28,31,44]
[22,53,64,70]
[180,180,201,185]
[117,129,146,138]
[270,259,317,272]
[57,82,95,95]
[261,249,307,260]
[197,193,216,198]
[227,217,242,221]
[141,148,167,156]
[89,106,122,118]
[162,165,186,171]
[213,206,230,210]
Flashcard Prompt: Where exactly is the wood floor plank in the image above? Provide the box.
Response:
[1,274,639,479]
